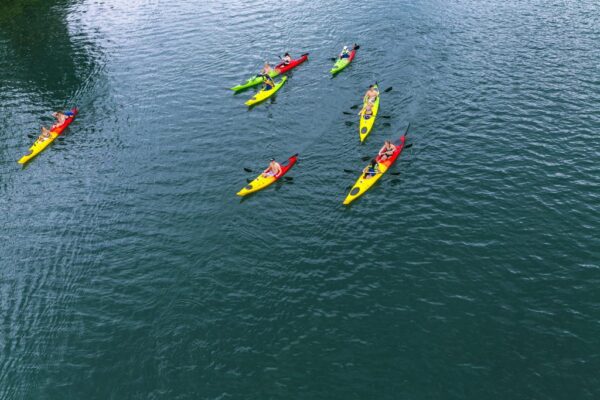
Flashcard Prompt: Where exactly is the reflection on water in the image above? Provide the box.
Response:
[0,0,90,101]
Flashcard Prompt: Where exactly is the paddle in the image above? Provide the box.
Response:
[243,167,253,173]
[382,122,391,127]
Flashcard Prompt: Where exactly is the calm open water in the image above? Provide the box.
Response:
[1,0,599,398]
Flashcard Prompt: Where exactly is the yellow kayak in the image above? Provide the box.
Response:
[237,154,298,197]
[18,108,78,165]
[358,84,380,143]
[343,134,407,205]
[245,76,287,107]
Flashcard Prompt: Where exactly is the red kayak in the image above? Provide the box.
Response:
[274,53,309,74]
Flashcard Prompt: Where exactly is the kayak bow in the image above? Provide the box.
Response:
[359,84,380,142]
[343,134,407,205]
[237,154,298,197]
[245,76,287,107]
[231,53,308,92]
[18,108,79,165]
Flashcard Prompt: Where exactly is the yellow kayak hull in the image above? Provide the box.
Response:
[359,85,380,143]
[343,163,390,205]
[237,154,298,197]
[237,174,278,196]
[343,135,407,205]
[18,108,78,164]
[18,133,59,164]
[245,76,287,107]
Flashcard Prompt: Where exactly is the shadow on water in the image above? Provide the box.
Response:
[0,0,99,106]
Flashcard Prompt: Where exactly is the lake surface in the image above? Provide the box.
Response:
[1,0,599,398]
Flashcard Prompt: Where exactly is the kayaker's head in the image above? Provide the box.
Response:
[343,46,348,51]
[384,140,391,146]
[284,52,290,57]
[370,159,378,167]
[52,112,58,118]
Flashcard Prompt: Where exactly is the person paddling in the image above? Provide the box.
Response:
[378,140,397,161]
[51,110,74,128]
[339,46,350,59]
[262,74,276,91]
[281,52,292,66]
[364,85,379,104]
[37,126,52,142]
[259,62,272,76]
[363,159,379,179]
[359,102,374,119]
[262,158,282,177]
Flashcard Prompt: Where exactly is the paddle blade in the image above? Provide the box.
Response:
[404,143,413,149]
[284,176,294,181]
[384,86,393,92]
[345,121,354,127]
[243,167,253,172]
[361,156,371,161]
[342,111,353,115]
[350,104,360,110]
[383,122,391,127]
[381,115,391,119]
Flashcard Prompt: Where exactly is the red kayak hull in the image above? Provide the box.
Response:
[275,53,309,74]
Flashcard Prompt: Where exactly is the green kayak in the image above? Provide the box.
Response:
[331,44,359,75]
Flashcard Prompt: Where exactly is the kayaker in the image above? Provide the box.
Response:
[339,46,350,59]
[263,74,276,91]
[38,126,52,142]
[365,85,379,104]
[51,111,73,128]
[281,53,292,65]
[359,102,374,119]
[363,159,379,179]
[378,140,397,161]
[262,158,282,177]
[259,62,272,76]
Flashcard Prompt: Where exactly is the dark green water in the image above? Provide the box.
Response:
[1,0,599,398]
